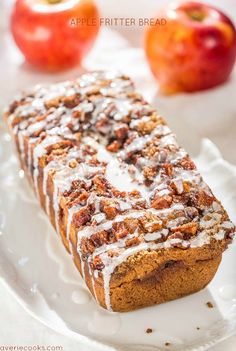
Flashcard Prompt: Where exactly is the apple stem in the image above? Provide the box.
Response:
[186,10,205,22]
[47,0,62,4]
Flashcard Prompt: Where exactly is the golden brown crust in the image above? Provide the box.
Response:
[108,255,222,312]
[71,237,223,311]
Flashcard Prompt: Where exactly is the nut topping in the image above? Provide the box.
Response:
[151,195,173,210]
[6,70,235,286]
[125,237,141,247]
[171,222,198,236]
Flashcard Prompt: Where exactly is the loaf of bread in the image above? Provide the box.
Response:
[4,71,235,312]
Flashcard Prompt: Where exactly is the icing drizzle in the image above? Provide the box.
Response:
[6,71,235,311]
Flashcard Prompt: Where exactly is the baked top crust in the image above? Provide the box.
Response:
[4,71,235,310]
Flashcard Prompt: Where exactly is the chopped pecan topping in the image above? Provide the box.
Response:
[103,102,116,116]
[95,117,110,134]
[50,148,68,158]
[66,122,74,130]
[36,114,47,122]
[80,237,95,255]
[77,191,89,206]
[62,94,81,108]
[46,140,74,153]
[142,144,158,158]
[83,145,97,156]
[124,132,138,147]
[183,181,191,192]
[71,179,87,191]
[163,164,173,177]
[8,72,230,268]
[74,132,82,141]
[136,118,159,135]
[69,159,78,168]
[74,208,91,227]
[125,236,141,247]
[171,222,198,236]
[72,110,81,119]
[93,176,109,194]
[124,217,139,233]
[127,91,142,100]
[180,157,196,170]
[8,100,21,114]
[92,256,105,271]
[113,222,129,240]
[111,188,126,198]
[151,195,173,210]
[129,190,141,198]
[103,205,118,219]
[196,190,214,207]
[106,140,122,152]
[44,97,61,109]
[114,124,129,139]
[170,179,183,194]
[140,213,162,233]
[168,231,184,240]
[143,166,157,180]
[90,230,108,247]
[169,235,191,249]
[85,87,100,96]
[31,128,44,138]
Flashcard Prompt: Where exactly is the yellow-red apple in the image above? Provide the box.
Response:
[145,1,236,94]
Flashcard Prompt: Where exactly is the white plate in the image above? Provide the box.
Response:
[0,123,236,351]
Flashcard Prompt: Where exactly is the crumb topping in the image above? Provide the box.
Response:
[6,70,235,311]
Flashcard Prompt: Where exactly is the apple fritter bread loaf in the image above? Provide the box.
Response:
[4,71,235,312]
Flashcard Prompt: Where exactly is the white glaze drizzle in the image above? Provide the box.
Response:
[33,135,62,199]
[118,124,171,159]
[6,71,235,312]
[17,131,25,160]
[83,136,149,200]
[27,141,33,173]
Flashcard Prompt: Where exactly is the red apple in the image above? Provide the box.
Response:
[11,0,100,72]
[145,1,236,94]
